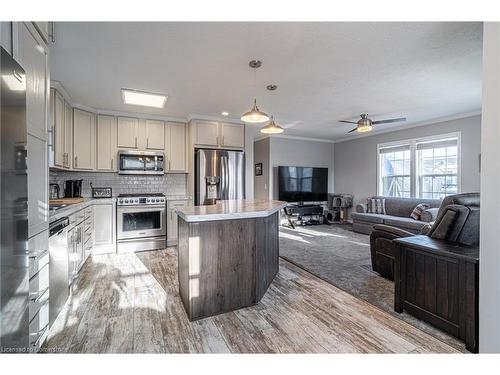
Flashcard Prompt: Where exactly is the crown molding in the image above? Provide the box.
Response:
[187,113,244,124]
[255,133,336,144]
[333,110,482,143]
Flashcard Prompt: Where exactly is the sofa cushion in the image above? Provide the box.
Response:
[351,212,386,224]
[367,198,386,214]
[410,203,430,220]
[383,216,428,231]
[370,196,441,217]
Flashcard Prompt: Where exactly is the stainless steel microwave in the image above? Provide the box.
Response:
[118,150,165,175]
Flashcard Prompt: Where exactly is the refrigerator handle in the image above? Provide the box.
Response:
[221,155,229,200]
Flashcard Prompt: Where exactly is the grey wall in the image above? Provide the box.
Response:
[253,136,335,201]
[50,170,187,198]
[269,137,335,200]
[253,137,271,200]
[334,115,481,208]
[479,23,500,353]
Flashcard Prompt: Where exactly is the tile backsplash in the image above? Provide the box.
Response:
[50,170,188,197]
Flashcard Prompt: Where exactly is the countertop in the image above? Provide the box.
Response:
[49,195,191,222]
[175,199,287,223]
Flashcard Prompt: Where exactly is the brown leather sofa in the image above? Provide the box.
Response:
[369,193,480,280]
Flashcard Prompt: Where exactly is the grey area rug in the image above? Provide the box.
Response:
[278,223,467,352]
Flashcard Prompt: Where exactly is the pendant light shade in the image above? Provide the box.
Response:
[260,116,284,134]
[241,98,269,123]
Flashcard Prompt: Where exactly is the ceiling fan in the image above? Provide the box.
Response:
[340,113,407,133]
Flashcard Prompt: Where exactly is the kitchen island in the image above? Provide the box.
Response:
[175,199,287,320]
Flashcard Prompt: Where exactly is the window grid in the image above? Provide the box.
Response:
[377,135,460,199]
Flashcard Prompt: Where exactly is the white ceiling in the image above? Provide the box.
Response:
[50,22,483,140]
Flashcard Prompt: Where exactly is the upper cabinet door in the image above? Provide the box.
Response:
[117,117,138,148]
[63,101,73,168]
[194,121,219,146]
[73,109,95,170]
[96,115,117,171]
[16,23,48,141]
[167,122,187,172]
[53,91,65,167]
[146,120,165,150]
[32,22,50,44]
[220,122,245,148]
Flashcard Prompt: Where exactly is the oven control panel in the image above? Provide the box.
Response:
[117,196,166,206]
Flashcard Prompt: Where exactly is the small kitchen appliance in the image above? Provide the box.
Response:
[90,184,112,198]
[49,183,60,199]
[64,179,83,198]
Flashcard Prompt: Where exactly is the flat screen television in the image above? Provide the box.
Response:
[278,166,328,202]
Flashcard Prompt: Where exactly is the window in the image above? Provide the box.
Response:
[378,134,460,199]
[379,144,411,198]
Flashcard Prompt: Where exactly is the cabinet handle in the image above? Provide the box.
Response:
[111,158,113,170]
[74,156,78,168]
[147,138,149,148]
[135,137,137,148]
[169,160,171,170]
[222,136,225,146]
[216,136,219,145]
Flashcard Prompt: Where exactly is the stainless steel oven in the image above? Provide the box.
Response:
[118,150,165,175]
[116,194,166,252]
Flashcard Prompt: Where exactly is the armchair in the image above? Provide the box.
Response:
[369,193,480,280]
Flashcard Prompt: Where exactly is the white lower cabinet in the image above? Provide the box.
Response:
[92,202,116,254]
[167,200,190,245]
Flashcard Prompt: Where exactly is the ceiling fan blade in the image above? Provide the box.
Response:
[339,120,358,124]
[348,127,358,133]
[372,117,407,125]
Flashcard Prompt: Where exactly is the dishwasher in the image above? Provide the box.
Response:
[49,216,70,327]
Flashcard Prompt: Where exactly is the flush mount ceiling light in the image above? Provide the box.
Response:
[260,116,284,134]
[221,111,229,116]
[121,88,167,108]
[241,60,269,124]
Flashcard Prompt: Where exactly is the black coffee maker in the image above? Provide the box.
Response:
[64,179,83,198]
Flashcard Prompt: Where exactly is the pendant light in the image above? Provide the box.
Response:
[241,60,269,123]
[260,83,284,134]
[260,115,284,134]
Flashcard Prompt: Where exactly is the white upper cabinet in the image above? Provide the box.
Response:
[15,23,48,140]
[117,117,138,149]
[73,109,95,170]
[53,90,65,167]
[165,122,187,172]
[96,115,117,171]
[220,122,245,148]
[146,120,165,150]
[63,101,73,169]
[193,120,219,146]
[192,120,245,149]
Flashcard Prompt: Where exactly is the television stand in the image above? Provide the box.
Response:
[283,204,328,229]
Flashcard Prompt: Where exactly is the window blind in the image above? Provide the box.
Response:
[378,144,410,154]
[416,138,458,150]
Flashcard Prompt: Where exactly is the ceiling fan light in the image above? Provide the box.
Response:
[241,99,269,123]
[260,116,284,134]
[357,124,373,133]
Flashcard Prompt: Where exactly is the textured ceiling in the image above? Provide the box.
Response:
[50,22,483,140]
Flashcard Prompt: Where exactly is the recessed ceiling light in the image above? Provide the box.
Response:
[121,88,167,108]
[221,111,229,116]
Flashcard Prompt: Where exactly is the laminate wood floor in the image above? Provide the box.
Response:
[44,248,459,353]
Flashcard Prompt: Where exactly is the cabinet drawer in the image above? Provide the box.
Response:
[29,230,49,279]
[29,263,49,302]
[29,300,49,351]
[84,207,93,219]
[29,287,49,322]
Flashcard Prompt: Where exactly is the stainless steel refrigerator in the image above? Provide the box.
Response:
[1,47,29,351]
[195,149,245,205]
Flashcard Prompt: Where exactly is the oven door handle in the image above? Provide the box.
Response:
[117,205,166,212]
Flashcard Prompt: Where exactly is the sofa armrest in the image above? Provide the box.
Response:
[420,207,439,223]
[371,224,415,239]
[356,203,368,213]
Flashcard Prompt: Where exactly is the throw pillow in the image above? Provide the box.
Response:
[410,203,430,220]
[367,198,386,214]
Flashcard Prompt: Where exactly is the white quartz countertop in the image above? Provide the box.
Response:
[175,199,287,222]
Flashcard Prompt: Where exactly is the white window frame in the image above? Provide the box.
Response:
[377,132,461,198]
